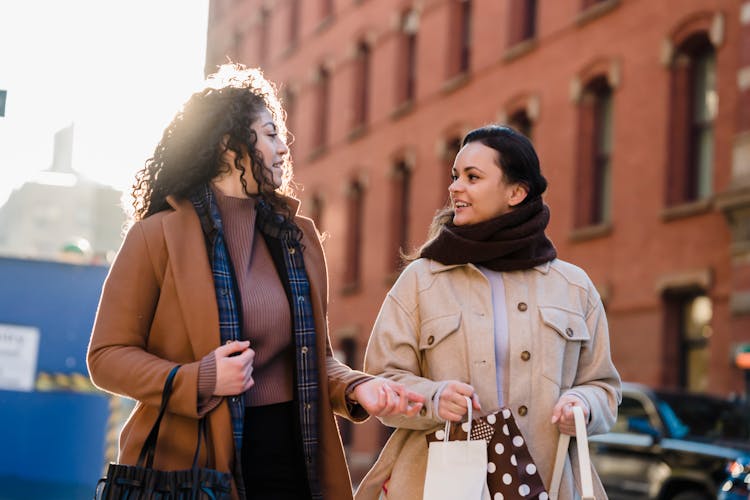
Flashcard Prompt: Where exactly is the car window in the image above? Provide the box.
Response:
[656,392,750,442]
[613,396,649,433]
[656,400,688,438]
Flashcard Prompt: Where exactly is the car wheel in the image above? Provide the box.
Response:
[671,492,710,500]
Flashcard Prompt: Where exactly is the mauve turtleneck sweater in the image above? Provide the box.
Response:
[197,188,294,412]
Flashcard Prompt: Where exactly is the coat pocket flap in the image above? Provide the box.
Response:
[419,312,462,349]
[539,306,590,341]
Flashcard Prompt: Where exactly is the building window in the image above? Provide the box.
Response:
[314,67,330,150]
[663,291,712,392]
[396,10,419,105]
[448,0,472,77]
[508,109,533,141]
[310,193,324,230]
[388,160,412,273]
[258,8,270,66]
[508,0,537,46]
[232,31,244,63]
[281,88,296,153]
[575,77,613,228]
[352,41,371,130]
[209,0,225,23]
[581,0,607,8]
[289,0,300,47]
[343,181,364,290]
[321,0,333,20]
[335,336,357,446]
[666,35,716,206]
[441,136,463,207]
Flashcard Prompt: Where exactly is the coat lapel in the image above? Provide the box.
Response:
[162,197,221,359]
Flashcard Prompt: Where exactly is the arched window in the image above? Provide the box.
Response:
[666,33,717,206]
[343,180,364,291]
[440,135,463,208]
[447,0,472,77]
[662,290,712,392]
[313,66,330,150]
[281,87,296,153]
[258,7,270,66]
[310,193,324,231]
[396,10,419,105]
[387,159,412,272]
[508,109,533,141]
[352,41,371,130]
[508,0,537,46]
[288,0,300,47]
[575,76,614,228]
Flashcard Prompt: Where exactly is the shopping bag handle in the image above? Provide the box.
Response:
[549,405,594,500]
[442,396,474,442]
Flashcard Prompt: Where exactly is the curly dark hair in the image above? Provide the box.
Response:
[130,63,294,222]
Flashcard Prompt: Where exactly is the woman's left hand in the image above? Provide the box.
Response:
[551,394,589,435]
[352,378,425,417]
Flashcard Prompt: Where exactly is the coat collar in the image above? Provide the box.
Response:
[427,258,552,275]
[160,195,220,358]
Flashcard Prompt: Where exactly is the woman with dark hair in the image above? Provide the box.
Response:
[356,125,620,499]
[87,63,423,500]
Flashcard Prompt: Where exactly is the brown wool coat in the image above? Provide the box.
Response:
[87,195,371,500]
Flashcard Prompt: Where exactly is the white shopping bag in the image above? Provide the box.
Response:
[422,397,490,500]
[549,405,596,500]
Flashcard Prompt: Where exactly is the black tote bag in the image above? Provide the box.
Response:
[94,365,232,499]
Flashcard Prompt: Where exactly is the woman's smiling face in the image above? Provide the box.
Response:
[449,142,527,226]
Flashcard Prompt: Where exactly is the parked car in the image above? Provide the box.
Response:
[588,382,750,499]
[717,459,750,500]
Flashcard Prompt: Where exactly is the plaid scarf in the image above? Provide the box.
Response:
[190,185,322,499]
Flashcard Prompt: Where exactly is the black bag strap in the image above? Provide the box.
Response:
[191,417,208,470]
[136,364,181,469]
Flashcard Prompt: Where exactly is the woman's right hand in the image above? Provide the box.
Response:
[437,381,482,422]
[214,341,255,396]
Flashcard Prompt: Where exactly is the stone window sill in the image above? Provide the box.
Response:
[575,0,621,27]
[661,198,712,222]
[570,222,612,242]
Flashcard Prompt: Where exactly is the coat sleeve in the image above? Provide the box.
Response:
[300,216,374,422]
[86,221,202,419]
[363,265,445,431]
[563,280,621,436]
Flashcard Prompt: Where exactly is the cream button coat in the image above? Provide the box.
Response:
[355,258,621,500]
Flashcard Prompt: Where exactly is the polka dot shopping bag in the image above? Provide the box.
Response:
[425,399,548,500]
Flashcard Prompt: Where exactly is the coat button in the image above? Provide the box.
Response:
[520,351,530,361]
[518,405,528,416]
[419,406,427,416]
[427,335,435,345]
[301,346,308,354]
[565,327,574,337]
[288,247,296,254]
[517,302,528,312]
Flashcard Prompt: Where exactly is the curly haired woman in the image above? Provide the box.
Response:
[87,63,424,500]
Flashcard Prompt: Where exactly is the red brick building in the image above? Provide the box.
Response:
[206,0,750,476]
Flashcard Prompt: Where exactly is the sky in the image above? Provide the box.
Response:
[0,0,210,206]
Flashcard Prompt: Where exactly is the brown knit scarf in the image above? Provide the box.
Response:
[420,196,557,272]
